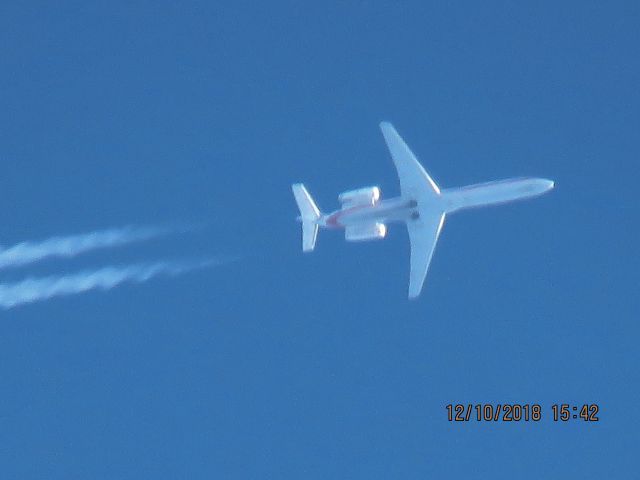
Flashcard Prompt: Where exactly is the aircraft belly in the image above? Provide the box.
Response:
[443,178,554,212]
[340,204,410,226]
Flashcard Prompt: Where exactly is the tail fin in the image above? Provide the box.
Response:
[292,184,321,252]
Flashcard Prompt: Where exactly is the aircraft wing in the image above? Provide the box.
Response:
[406,211,446,299]
[379,122,445,298]
[379,122,440,200]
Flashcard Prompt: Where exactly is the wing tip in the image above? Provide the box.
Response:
[408,284,423,300]
[379,121,393,132]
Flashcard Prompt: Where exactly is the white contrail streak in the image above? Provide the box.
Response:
[0,258,230,309]
[0,226,173,270]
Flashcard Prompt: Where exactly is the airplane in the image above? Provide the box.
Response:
[292,122,554,299]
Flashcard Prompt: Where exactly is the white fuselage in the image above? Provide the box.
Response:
[292,121,556,298]
[319,177,554,229]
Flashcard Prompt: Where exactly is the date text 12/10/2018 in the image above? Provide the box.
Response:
[446,404,599,422]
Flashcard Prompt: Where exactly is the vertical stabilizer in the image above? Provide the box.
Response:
[292,184,321,252]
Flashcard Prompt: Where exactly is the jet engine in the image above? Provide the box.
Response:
[345,223,387,242]
[338,186,381,206]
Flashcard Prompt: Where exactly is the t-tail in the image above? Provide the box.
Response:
[292,183,321,252]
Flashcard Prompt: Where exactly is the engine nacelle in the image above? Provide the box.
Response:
[345,223,387,242]
[338,186,381,206]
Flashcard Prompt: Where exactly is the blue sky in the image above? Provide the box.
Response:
[0,1,638,478]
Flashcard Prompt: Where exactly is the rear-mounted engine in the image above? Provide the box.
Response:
[345,223,387,242]
[338,186,381,206]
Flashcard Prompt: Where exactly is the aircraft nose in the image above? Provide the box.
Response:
[522,178,554,196]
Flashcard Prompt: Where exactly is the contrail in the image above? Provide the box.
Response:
[0,257,231,309]
[0,225,174,270]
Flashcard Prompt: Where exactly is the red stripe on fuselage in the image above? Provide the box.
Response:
[324,204,372,228]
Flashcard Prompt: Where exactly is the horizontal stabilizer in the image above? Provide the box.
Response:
[292,184,320,220]
[292,183,321,252]
[302,222,319,252]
